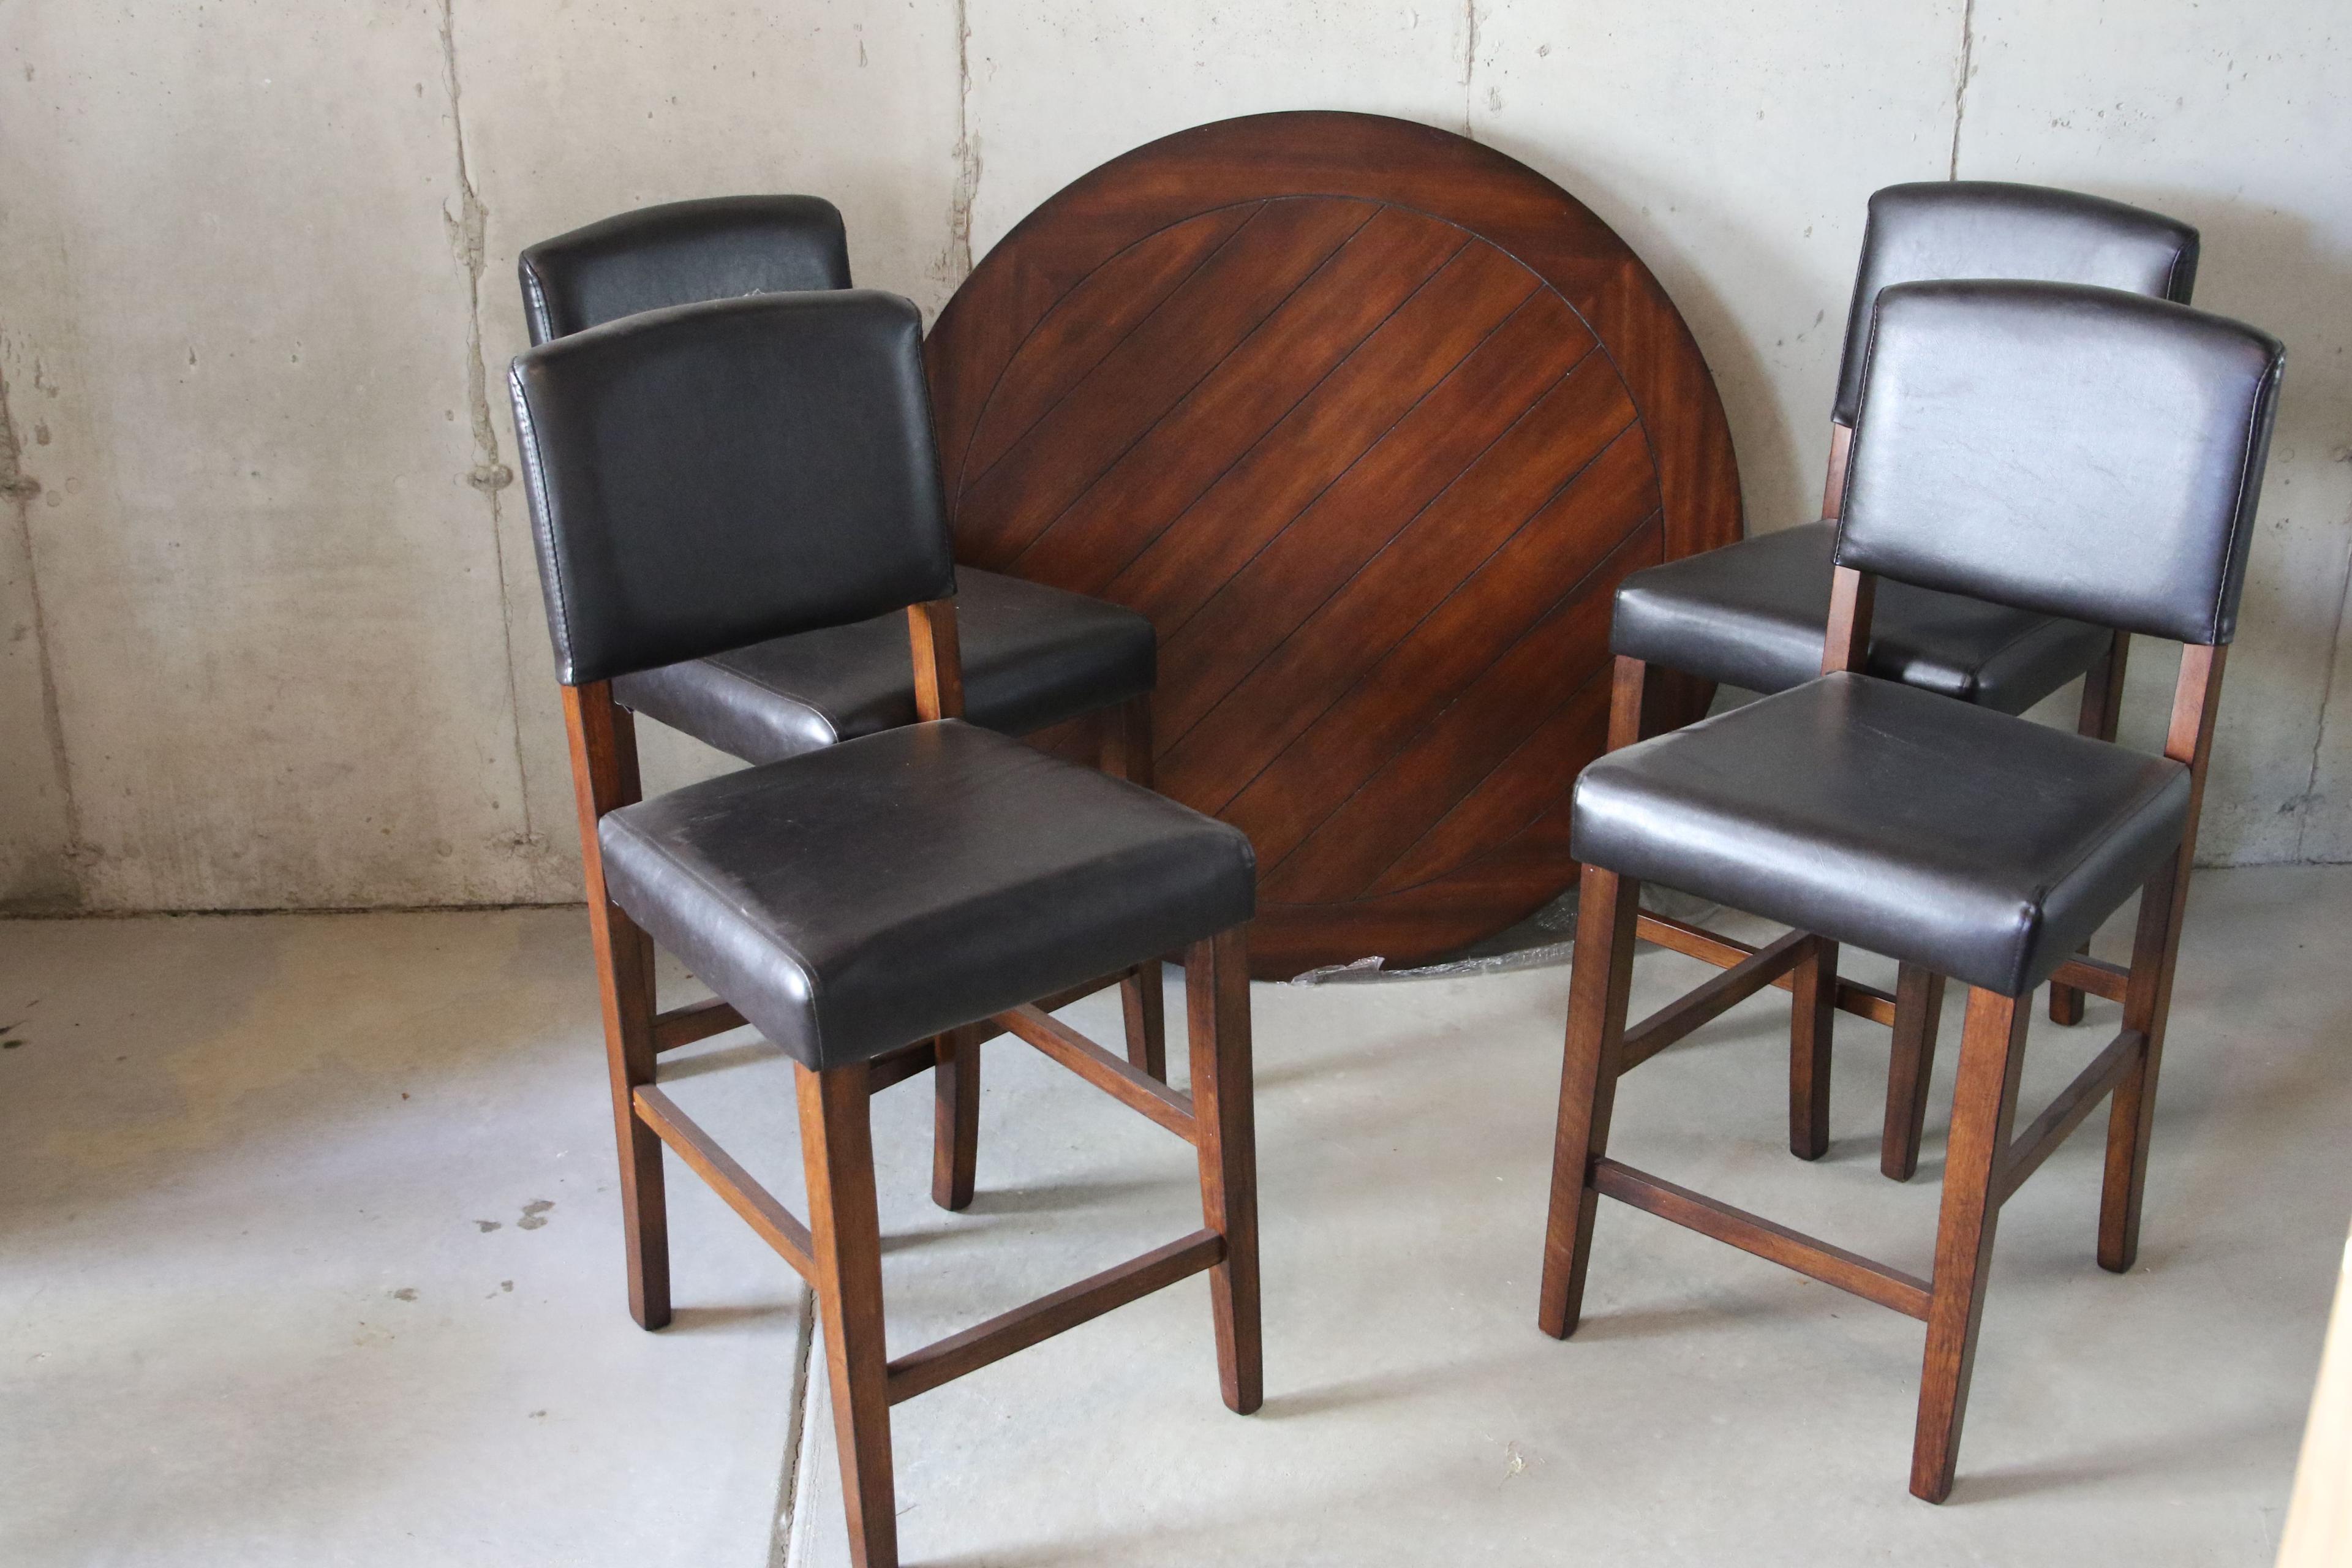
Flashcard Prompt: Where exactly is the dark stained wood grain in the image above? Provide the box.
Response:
[1596,1158,1933,1319]
[633,1084,815,1280]
[1913,985,2032,1503]
[886,1230,1226,1405]
[797,1063,897,1568]
[930,1026,980,1212]
[1634,911,1902,1026]
[1880,965,1949,1182]
[1537,862,1642,1339]
[1789,937,1839,1161]
[1618,927,1814,1074]
[1186,927,1263,1414]
[997,1003,1199,1142]
[907,598,963,722]
[2050,628,2133,1025]
[928,111,1741,976]
[560,682,671,1331]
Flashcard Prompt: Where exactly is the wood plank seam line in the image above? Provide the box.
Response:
[1149,286,1560,651]
[884,1229,1227,1405]
[997,1004,1200,1141]
[1348,654,1613,898]
[956,202,1283,499]
[1249,499,1659,889]
[1070,232,1486,595]
[1169,348,1612,776]
[631,1085,815,1281]
[1994,1028,2146,1205]
[980,202,1384,559]
[1618,928,1817,1073]
[1594,1158,1933,1319]
[1003,215,1468,578]
[1635,913,1900,1027]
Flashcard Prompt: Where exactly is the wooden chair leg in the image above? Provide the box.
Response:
[1789,937,1838,1161]
[798,1062,898,1568]
[930,1026,980,1213]
[1121,963,1167,1079]
[1106,696,1170,1079]
[1912,984,2032,1502]
[2101,853,2186,1273]
[1881,964,1948,1182]
[2052,633,2131,1027]
[564,684,670,1330]
[1185,927,1262,1414]
[1539,864,1642,1338]
[595,907,671,1330]
[1607,655,1648,751]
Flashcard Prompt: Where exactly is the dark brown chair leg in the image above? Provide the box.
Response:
[563,684,671,1331]
[1539,864,1642,1338]
[1912,984,2031,1502]
[1121,963,1167,1079]
[1880,964,1948,1181]
[1789,937,1838,1161]
[1107,696,1169,1079]
[799,1061,898,1568]
[2100,853,2186,1273]
[2052,633,2131,1026]
[930,1025,981,1212]
[1607,655,1648,752]
[1186,927,1262,1414]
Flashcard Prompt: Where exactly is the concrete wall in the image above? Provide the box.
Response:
[1,1,2345,911]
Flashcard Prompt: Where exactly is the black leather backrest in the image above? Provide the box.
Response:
[518,195,851,345]
[510,291,957,686]
[1831,183,2198,424]
[1838,281,2283,646]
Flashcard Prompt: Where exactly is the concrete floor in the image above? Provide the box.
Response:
[4,867,2345,1566]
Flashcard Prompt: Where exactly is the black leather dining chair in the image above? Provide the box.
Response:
[1605,183,2201,1181]
[518,198,1170,1163]
[510,289,1262,1568]
[1540,279,2283,1502]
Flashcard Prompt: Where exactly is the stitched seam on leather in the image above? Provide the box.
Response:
[2163,241,2193,305]
[519,255,553,342]
[606,814,829,1062]
[2208,357,2276,643]
[704,656,841,745]
[1837,311,1890,564]
[507,362,577,681]
[2026,762,2188,939]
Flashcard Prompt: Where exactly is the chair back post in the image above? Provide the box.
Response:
[557,679,654,1007]
[560,680,642,840]
[2165,642,2228,851]
[908,599,965,722]
[1819,421,1854,519]
[1821,567,1876,675]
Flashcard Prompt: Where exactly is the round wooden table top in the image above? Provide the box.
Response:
[927,112,1741,978]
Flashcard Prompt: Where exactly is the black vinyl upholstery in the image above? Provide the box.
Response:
[510,292,957,687]
[1577,284,2284,995]
[1572,674,2190,994]
[1610,520,2110,714]
[600,720,1253,1069]
[1840,282,2285,646]
[1831,183,2198,426]
[514,196,1158,756]
[515,295,1253,1068]
[612,568,1155,764]
[1611,180,2201,703]
[519,195,853,346]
